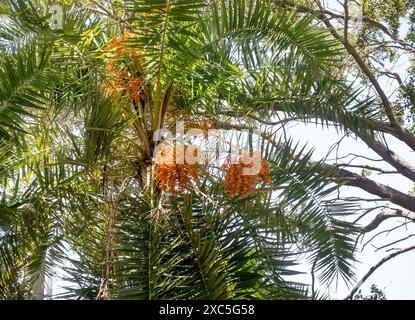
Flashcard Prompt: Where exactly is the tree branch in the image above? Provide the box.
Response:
[265,104,415,182]
[335,163,398,175]
[356,132,415,182]
[324,165,415,213]
[314,1,399,128]
[273,0,415,152]
[273,0,415,54]
[270,104,412,151]
[375,234,415,252]
[345,244,415,300]
[336,209,415,233]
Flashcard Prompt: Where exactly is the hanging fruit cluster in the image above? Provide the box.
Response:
[222,152,272,199]
[154,144,200,192]
[105,33,146,104]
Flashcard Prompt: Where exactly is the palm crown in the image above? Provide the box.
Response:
[0,0,377,300]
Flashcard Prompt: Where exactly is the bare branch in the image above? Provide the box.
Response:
[356,132,415,182]
[361,220,412,251]
[335,163,398,175]
[374,234,415,252]
[325,165,415,212]
[343,0,349,41]
[314,0,400,129]
[345,245,415,300]
[336,208,415,234]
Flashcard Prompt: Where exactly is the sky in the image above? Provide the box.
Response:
[287,122,415,299]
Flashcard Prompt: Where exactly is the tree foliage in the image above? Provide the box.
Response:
[0,0,414,300]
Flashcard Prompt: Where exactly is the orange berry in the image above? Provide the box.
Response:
[154,144,200,192]
[223,154,272,199]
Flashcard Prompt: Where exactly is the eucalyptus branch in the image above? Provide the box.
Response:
[334,163,398,175]
[356,132,415,182]
[361,220,412,251]
[345,245,415,300]
[273,0,415,151]
[273,0,415,54]
[326,166,415,213]
[374,234,415,252]
[336,209,415,234]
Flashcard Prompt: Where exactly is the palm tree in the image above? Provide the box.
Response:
[0,0,360,300]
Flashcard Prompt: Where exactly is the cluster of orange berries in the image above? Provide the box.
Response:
[223,152,272,199]
[154,144,199,192]
[153,143,272,198]
[105,33,146,104]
